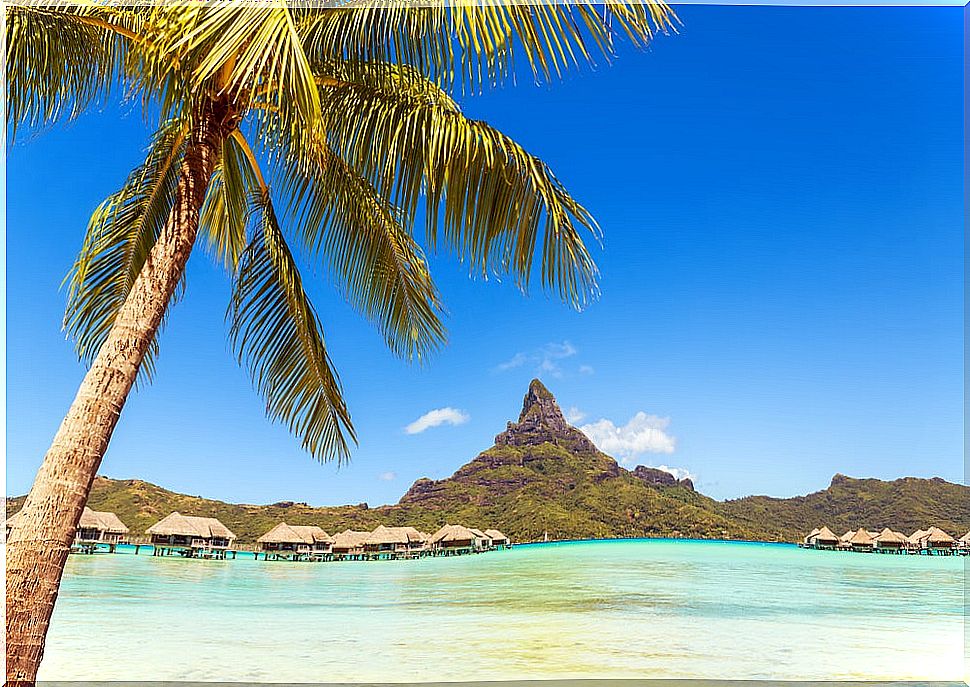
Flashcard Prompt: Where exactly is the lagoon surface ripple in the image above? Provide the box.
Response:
[38,539,965,681]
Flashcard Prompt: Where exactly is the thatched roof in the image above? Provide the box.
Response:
[873,528,907,545]
[399,526,427,542]
[959,530,970,544]
[803,527,821,544]
[146,512,236,540]
[361,526,428,546]
[814,526,839,544]
[840,530,854,542]
[924,527,955,544]
[484,529,508,541]
[364,525,410,546]
[469,527,489,539]
[848,528,874,545]
[5,510,23,530]
[430,524,478,544]
[78,507,129,534]
[331,530,369,549]
[258,522,330,545]
[907,529,927,544]
[293,525,332,543]
[7,507,128,535]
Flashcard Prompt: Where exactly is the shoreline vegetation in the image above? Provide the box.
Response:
[6,476,970,557]
[7,382,968,554]
[6,499,969,561]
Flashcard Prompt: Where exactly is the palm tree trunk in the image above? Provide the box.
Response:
[5,97,238,686]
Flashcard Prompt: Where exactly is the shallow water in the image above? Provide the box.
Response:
[37,539,965,682]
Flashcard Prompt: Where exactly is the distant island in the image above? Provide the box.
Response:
[7,380,968,544]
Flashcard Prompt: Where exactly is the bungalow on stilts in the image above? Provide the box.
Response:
[146,512,237,559]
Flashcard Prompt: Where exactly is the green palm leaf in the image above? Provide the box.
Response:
[199,132,259,270]
[229,191,354,463]
[167,2,320,121]
[63,116,190,380]
[315,62,599,308]
[6,6,124,136]
[299,2,674,91]
[36,1,673,463]
[273,136,447,362]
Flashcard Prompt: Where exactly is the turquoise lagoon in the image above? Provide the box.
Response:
[37,539,965,682]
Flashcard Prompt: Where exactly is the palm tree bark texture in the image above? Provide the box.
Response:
[5,95,240,685]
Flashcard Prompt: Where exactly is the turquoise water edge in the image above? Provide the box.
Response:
[36,539,965,682]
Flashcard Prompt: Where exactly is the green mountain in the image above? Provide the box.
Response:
[718,473,970,540]
[7,380,967,544]
[396,379,746,541]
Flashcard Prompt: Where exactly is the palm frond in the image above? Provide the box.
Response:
[229,191,354,463]
[6,6,129,136]
[166,2,319,121]
[63,117,190,379]
[298,2,674,91]
[452,1,675,86]
[315,62,599,309]
[270,131,447,363]
[299,6,453,87]
[115,6,197,122]
[199,131,259,270]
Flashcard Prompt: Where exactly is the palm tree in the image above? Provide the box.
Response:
[5,3,673,683]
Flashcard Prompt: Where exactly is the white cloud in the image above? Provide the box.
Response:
[405,407,470,434]
[654,465,696,482]
[565,406,586,423]
[580,411,677,464]
[496,340,580,378]
[378,471,397,482]
[496,352,527,371]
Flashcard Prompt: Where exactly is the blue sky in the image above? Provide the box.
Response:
[6,5,964,506]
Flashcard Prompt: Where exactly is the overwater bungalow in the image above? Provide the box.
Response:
[906,529,927,552]
[802,527,820,547]
[363,525,411,558]
[469,528,492,551]
[331,530,369,560]
[873,528,907,553]
[146,512,237,558]
[958,531,970,554]
[6,507,129,553]
[429,524,479,555]
[838,530,854,549]
[257,523,332,561]
[922,527,956,555]
[847,528,874,552]
[485,529,511,548]
[806,526,840,549]
[394,526,430,554]
[815,526,841,549]
[74,507,130,551]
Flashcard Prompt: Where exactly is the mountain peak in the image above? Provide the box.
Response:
[518,378,561,423]
[495,379,596,453]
